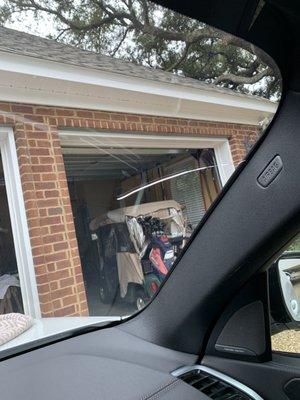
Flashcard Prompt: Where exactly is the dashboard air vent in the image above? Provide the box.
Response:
[179,369,253,399]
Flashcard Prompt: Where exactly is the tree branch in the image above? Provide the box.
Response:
[55,27,71,40]
[7,1,226,42]
[166,43,191,71]
[11,0,131,31]
[110,26,130,56]
[16,0,80,29]
[138,0,150,25]
[214,67,272,85]
[3,0,279,97]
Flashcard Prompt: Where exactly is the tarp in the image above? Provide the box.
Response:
[0,275,20,300]
[116,252,144,298]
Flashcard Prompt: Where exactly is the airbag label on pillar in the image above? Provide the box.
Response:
[257,155,283,188]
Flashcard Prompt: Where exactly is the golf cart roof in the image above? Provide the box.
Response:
[90,200,182,230]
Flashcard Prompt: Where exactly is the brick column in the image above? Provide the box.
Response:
[228,125,260,166]
[14,114,88,317]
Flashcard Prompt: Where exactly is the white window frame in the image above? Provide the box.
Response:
[59,130,235,186]
[0,127,41,318]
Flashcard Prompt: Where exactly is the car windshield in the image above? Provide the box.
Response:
[0,0,280,353]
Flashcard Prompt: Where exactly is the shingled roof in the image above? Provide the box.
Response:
[0,26,269,100]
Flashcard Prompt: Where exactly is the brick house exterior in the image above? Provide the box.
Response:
[0,101,259,317]
[0,27,276,317]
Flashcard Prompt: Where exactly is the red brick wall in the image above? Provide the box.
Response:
[0,101,259,316]
[229,127,261,167]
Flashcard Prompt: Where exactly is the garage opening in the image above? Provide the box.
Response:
[60,132,223,316]
[0,156,23,314]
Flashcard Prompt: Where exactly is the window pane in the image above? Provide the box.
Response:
[0,156,23,314]
[0,0,280,328]
[270,237,300,354]
[63,139,221,315]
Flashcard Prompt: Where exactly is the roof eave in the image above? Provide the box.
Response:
[0,51,277,125]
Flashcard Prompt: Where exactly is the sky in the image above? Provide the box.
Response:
[0,1,56,37]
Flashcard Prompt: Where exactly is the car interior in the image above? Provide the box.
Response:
[0,1,300,399]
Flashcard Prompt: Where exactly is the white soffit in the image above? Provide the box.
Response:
[0,51,278,125]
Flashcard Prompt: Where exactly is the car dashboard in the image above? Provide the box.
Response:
[0,326,263,400]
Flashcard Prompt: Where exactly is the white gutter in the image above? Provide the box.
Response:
[0,51,278,124]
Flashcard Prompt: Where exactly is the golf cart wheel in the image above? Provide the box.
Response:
[135,288,148,311]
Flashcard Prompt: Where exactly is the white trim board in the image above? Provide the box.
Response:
[0,52,278,125]
[0,127,41,318]
[59,130,235,186]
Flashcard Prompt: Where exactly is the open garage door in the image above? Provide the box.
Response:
[59,131,233,316]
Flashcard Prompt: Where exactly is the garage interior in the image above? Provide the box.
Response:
[0,157,23,314]
[60,133,221,315]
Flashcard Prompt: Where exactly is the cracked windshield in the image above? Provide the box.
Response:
[0,0,285,349]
